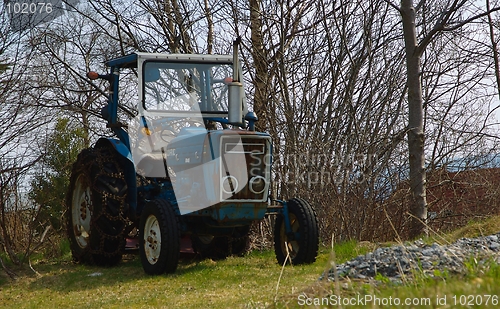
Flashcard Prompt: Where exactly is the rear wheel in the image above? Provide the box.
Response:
[191,235,231,260]
[139,199,180,275]
[274,198,319,265]
[66,146,129,265]
[191,226,250,259]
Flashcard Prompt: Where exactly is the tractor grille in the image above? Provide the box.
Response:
[220,135,271,201]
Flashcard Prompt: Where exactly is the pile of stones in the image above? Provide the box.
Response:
[322,233,500,283]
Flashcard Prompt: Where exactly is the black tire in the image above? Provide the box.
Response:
[274,198,319,265]
[66,146,129,266]
[139,199,180,275]
[191,235,228,260]
[229,233,250,257]
[191,226,250,260]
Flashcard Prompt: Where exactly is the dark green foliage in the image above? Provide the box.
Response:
[0,63,8,73]
[29,118,87,231]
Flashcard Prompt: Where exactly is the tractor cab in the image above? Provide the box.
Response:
[98,52,255,132]
[138,53,247,119]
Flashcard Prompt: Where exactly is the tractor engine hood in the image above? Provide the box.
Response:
[166,127,208,170]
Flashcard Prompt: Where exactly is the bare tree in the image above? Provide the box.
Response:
[0,21,51,274]
[395,0,500,238]
[487,0,500,100]
[3,0,500,257]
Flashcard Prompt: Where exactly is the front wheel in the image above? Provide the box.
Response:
[139,199,180,275]
[274,198,319,265]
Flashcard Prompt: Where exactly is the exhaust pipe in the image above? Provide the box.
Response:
[228,37,243,124]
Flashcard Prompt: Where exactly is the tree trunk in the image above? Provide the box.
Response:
[401,0,427,238]
[249,0,269,132]
[487,0,500,101]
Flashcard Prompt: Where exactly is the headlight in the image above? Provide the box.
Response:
[249,176,267,194]
[221,175,239,194]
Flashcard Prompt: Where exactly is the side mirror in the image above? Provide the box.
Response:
[87,71,99,80]
[87,71,111,81]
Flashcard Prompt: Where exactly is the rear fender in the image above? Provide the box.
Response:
[95,138,138,217]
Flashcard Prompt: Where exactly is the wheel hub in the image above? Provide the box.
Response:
[143,215,162,264]
[72,174,92,249]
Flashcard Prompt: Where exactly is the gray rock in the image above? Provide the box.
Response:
[324,232,500,283]
[487,235,498,242]
[489,242,500,251]
[421,248,435,256]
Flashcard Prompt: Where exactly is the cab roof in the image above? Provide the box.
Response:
[105,52,234,68]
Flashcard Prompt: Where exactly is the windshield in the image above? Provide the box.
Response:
[143,61,233,113]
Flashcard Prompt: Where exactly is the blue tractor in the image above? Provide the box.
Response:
[66,40,319,274]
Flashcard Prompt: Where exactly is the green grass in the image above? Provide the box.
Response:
[273,261,500,308]
[272,216,500,308]
[1,217,500,308]
[0,247,336,309]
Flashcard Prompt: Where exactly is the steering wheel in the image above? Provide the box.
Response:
[150,117,206,143]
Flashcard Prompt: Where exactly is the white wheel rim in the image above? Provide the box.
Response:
[144,214,161,265]
[71,174,92,249]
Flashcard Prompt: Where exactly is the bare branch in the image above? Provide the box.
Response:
[417,3,500,55]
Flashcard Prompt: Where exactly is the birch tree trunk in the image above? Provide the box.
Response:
[249,0,269,132]
[401,0,427,238]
